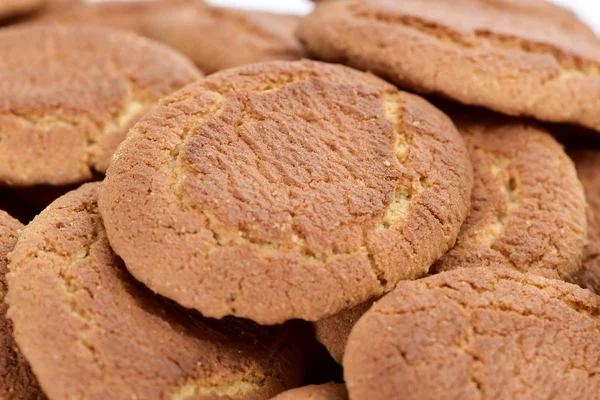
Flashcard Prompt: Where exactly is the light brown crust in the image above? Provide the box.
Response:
[0,24,201,187]
[99,60,473,324]
[7,183,304,400]
[0,211,43,399]
[39,0,305,74]
[570,149,600,293]
[298,0,600,132]
[433,114,587,281]
[344,267,600,400]
[272,383,348,400]
[313,300,375,364]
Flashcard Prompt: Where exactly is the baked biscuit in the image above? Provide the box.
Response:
[316,114,588,364]
[272,383,348,400]
[571,149,600,294]
[0,24,201,186]
[298,0,600,132]
[0,211,43,399]
[7,183,304,400]
[99,60,473,324]
[40,0,305,74]
[345,267,600,400]
[313,299,375,364]
[433,114,587,280]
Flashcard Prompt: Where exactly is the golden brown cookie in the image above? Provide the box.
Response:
[99,60,473,324]
[298,0,600,132]
[570,149,600,293]
[345,267,600,400]
[0,24,201,187]
[0,0,44,19]
[7,183,304,400]
[432,114,587,280]
[40,0,305,74]
[0,211,43,399]
[272,383,348,400]
[313,299,375,364]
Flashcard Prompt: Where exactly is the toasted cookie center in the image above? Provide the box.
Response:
[171,79,410,258]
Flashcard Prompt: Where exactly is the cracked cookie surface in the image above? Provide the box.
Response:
[0,210,43,399]
[7,183,304,400]
[571,149,600,294]
[40,0,304,74]
[272,383,348,400]
[344,267,600,400]
[433,113,587,281]
[298,0,600,132]
[0,24,201,187]
[99,60,473,324]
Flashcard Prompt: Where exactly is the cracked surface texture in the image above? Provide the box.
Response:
[272,383,348,400]
[298,0,600,132]
[0,24,201,186]
[6,183,304,400]
[99,60,473,324]
[571,149,600,294]
[0,210,44,399]
[433,113,587,281]
[344,267,600,400]
[40,0,305,74]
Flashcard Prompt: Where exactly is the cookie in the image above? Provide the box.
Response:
[7,183,304,399]
[345,267,600,400]
[570,149,600,293]
[0,24,201,187]
[432,113,587,280]
[99,60,473,324]
[40,0,305,74]
[0,0,44,20]
[0,211,43,399]
[272,383,348,400]
[313,299,375,364]
[298,0,600,132]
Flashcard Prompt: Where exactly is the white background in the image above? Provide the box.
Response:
[206,0,600,34]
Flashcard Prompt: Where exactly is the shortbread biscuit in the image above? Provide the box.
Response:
[0,24,201,186]
[273,383,348,400]
[433,114,587,280]
[7,183,304,400]
[298,0,600,132]
[99,60,473,324]
[40,0,305,74]
[345,267,600,400]
[571,149,600,293]
[0,211,43,399]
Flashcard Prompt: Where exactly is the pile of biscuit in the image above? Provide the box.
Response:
[2,0,600,399]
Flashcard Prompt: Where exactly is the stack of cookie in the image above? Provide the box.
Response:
[2,0,600,399]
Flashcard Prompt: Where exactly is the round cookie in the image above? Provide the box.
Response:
[345,267,600,400]
[0,24,201,187]
[7,183,304,400]
[99,60,473,324]
[272,383,348,400]
[0,0,44,20]
[298,0,600,132]
[570,149,600,293]
[432,113,587,281]
[0,211,43,399]
[313,299,375,364]
[40,0,305,74]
